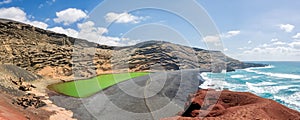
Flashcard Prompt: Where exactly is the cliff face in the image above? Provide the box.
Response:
[0,19,264,79]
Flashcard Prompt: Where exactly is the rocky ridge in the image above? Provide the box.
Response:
[0,18,265,80]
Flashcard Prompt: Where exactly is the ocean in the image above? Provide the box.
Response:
[199,61,300,112]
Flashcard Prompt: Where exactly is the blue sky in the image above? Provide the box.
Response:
[0,0,300,61]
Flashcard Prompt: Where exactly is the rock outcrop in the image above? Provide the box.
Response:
[162,89,300,120]
[12,93,46,109]
[0,91,52,120]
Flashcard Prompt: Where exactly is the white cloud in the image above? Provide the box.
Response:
[39,0,56,8]
[240,41,300,61]
[222,30,241,38]
[77,21,108,41]
[238,47,252,50]
[28,21,48,29]
[77,21,108,35]
[77,21,134,46]
[54,8,87,25]
[227,30,241,36]
[244,47,292,55]
[0,7,27,21]
[271,38,279,42]
[202,35,223,47]
[0,7,48,29]
[0,0,12,5]
[278,24,295,32]
[45,18,50,22]
[48,27,78,38]
[203,35,220,43]
[38,4,44,8]
[105,12,144,24]
[46,0,55,5]
[248,40,252,44]
[0,7,135,46]
[45,20,135,46]
[273,41,287,45]
[292,33,300,39]
[289,41,300,49]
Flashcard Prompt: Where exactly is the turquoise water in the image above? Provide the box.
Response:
[199,61,300,112]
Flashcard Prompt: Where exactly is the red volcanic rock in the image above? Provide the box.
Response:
[162,89,300,120]
[0,92,52,120]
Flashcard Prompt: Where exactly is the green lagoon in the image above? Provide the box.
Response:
[48,72,149,98]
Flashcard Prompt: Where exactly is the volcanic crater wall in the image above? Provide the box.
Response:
[0,19,265,79]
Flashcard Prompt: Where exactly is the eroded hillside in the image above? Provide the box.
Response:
[0,19,264,80]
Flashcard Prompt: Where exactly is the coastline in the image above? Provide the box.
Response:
[162,89,300,120]
[198,62,300,112]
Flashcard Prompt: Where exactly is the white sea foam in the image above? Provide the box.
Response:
[274,92,300,111]
[244,67,300,79]
[220,64,300,111]
[231,74,245,78]
[246,65,275,70]
[251,76,260,79]
[263,72,300,79]
[256,81,277,86]
[243,65,273,72]
[246,82,292,94]
[254,71,300,79]
[242,77,251,80]
[199,72,226,90]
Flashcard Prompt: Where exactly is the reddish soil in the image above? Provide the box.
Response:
[162,89,300,120]
[0,93,26,120]
[0,92,53,120]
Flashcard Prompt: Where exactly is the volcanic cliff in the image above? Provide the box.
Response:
[0,18,264,80]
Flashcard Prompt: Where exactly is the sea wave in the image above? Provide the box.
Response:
[274,92,300,111]
[230,75,245,79]
[254,81,277,86]
[245,65,275,70]
[246,82,292,94]
[199,72,227,90]
[251,76,260,79]
[244,69,300,79]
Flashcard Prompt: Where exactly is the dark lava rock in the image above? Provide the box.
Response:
[12,93,46,109]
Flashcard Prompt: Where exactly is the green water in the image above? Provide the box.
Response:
[48,72,149,98]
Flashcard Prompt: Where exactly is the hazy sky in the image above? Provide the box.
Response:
[0,0,300,61]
